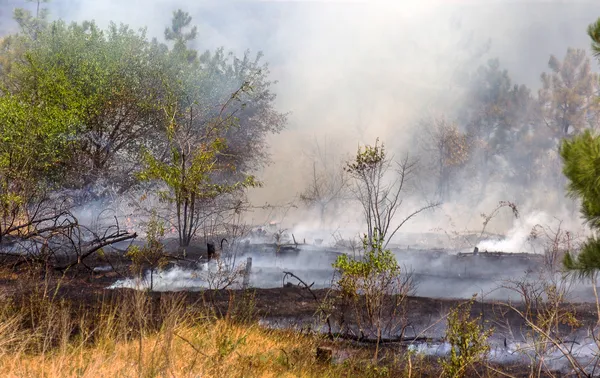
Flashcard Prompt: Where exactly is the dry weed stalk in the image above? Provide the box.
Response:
[500,273,597,377]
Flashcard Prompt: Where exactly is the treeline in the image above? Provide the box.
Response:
[419,46,600,205]
[299,42,600,225]
[0,3,286,255]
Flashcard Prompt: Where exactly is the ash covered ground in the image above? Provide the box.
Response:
[108,229,596,303]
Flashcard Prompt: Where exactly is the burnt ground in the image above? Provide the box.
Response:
[0,265,597,377]
[1,243,600,376]
[3,268,598,338]
[0,241,598,341]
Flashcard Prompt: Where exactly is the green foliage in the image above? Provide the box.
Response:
[345,138,386,176]
[560,130,600,277]
[0,17,169,190]
[165,9,197,43]
[0,55,82,218]
[126,212,170,290]
[138,117,261,246]
[13,0,51,39]
[0,6,284,192]
[560,130,600,229]
[589,17,600,58]
[441,297,492,378]
[332,228,411,360]
[0,4,285,252]
[333,230,400,298]
[554,22,600,279]
[563,237,600,279]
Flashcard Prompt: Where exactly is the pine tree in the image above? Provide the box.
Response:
[560,18,600,278]
[560,130,600,277]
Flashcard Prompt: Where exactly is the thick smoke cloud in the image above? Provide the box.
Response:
[3,0,600,245]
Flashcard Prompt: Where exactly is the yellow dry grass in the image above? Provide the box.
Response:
[0,321,330,378]
[0,285,387,378]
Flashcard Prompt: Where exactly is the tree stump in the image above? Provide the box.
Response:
[242,257,252,289]
[207,242,215,260]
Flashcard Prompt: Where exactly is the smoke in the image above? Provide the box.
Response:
[408,337,600,374]
[3,0,599,243]
[477,211,553,253]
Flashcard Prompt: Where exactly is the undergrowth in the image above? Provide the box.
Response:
[0,271,540,377]
[0,274,412,378]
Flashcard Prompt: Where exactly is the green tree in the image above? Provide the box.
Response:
[441,297,493,378]
[13,0,50,40]
[2,7,285,196]
[18,21,167,192]
[560,19,600,281]
[560,130,600,277]
[137,83,261,247]
[164,9,197,62]
[126,211,170,291]
[0,0,51,88]
[0,61,81,241]
[0,6,284,249]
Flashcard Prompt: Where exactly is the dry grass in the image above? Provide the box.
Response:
[0,278,411,378]
[0,270,539,378]
[0,321,323,377]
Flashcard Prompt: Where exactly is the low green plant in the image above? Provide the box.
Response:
[441,296,493,378]
[126,211,170,290]
[333,228,413,360]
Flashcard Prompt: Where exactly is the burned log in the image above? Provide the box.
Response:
[0,205,138,273]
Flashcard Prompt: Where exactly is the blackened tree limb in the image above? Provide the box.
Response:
[55,232,137,271]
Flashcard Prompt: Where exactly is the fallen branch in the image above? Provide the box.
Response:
[56,232,137,271]
[283,271,332,338]
[329,332,443,345]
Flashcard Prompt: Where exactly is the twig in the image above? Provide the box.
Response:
[55,232,137,271]
[283,271,332,337]
[174,332,208,357]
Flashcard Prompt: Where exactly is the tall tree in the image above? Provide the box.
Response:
[13,0,50,40]
[561,19,600,294]
[458,59,537,202]
[164,9,198,62]
[137,83,260,247]
[538,48,600,140]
